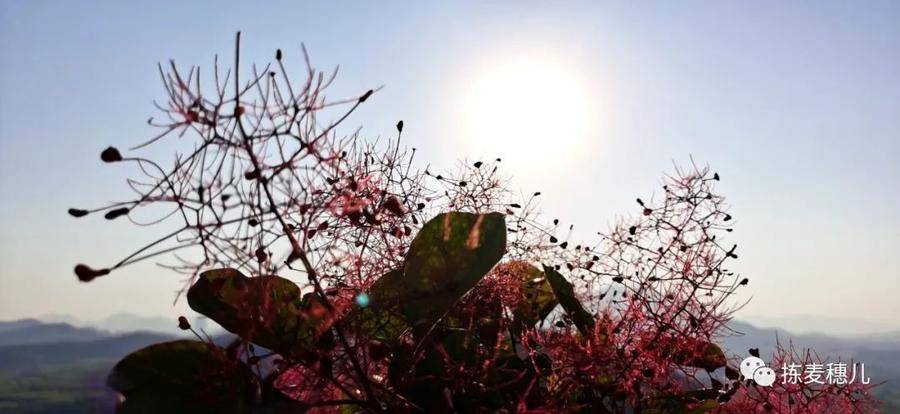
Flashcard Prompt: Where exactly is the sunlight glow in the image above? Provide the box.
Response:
[457,54,599,169]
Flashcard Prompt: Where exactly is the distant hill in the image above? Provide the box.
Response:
[0,322,108,347]
[96,313,180,334]
[0,318,895,412]
[0,321,176,414]
[0,319,44,334]
[723,320,900,369]
[722,320,900,413]
[741,314,900,337]
[0,332,174,372]
[38,312,218,335]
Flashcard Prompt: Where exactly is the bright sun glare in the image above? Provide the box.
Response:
[458,55,598,169]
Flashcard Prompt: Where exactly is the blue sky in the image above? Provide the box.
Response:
[1,1,898,334]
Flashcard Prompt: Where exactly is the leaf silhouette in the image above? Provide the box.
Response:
[187,268,334,358]
[544,266,595,335]
[107,340,256,414]
[385,212,506,328]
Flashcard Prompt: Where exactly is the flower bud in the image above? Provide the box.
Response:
[74,264,110,282]
[100,147,123,163]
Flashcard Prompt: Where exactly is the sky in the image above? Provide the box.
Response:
[1,1,898,335]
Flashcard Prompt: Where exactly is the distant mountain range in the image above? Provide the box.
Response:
[713,321,899,412]
[0,332,174,372]
[0,319,180,413]
[722,320,900,401]
[0,317,896,413]
[0,320,107,347]
[740,314,900,337]
[37,312,190,335]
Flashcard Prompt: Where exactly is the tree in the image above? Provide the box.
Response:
[70,33,878,413]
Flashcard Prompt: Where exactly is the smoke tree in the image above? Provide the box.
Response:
[70,34,878,413]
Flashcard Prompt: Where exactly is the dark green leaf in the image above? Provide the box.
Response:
[504,261,557,327]
[107,340,255,414]
[352,269,411,344]
[543,266,595,335]
[687,399,720,414]
[398,212,506,327]
[676,342,727,372]
[187,268,333,357]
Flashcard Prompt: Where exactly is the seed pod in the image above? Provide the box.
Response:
[177,316,191,330]
[255,247,268,263]
[104,207,129,220]
[100,147,123,163]
[74,264,110,282]
[382,196,405,216]
[346,210,362,224]
[68,208,89,218]
[364,210,381,225]
[244,169,261,181]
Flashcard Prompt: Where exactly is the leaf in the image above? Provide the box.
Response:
[501,261,556,328]
[107,340,256,414]
[676,342,727,372]
[187,268,333,358]
[349,212,506,344]
[647,391,719,414]
[687,399,720,414]
[442,290,504,350]
[645,392,694,414]
[398,212,506,327]
[543,266,595,335]
[725,365,740,380]
[352,269,411,344]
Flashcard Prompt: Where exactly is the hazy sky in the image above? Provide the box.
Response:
[1,1,898,334]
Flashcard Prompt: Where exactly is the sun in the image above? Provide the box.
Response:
[456,53,599,171]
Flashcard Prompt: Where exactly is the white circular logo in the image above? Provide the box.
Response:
[740,356,766,379]
[753,366,777,387]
